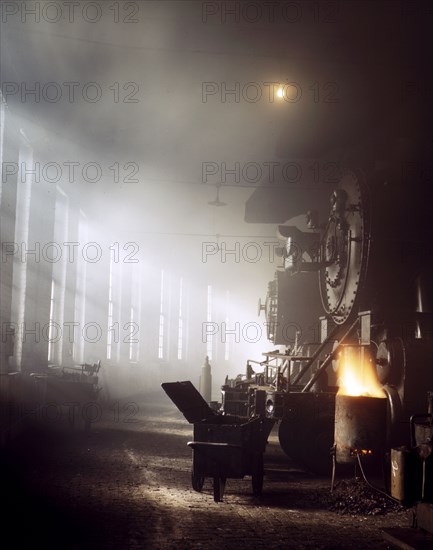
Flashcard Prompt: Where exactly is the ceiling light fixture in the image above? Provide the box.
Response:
[208,183,226,207]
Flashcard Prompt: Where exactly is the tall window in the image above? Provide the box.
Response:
[11,143,33,369]
[0,90,4,206]
[129,305,135,361]
[47,280,55,362]
[129,264,140,362]
[224,290,230,361]
[177,278,183,360]
[47,187,68,364]
[106,255,114,360]
[206,284,213,360]
[158,269,165,359]
[73,211,87,364]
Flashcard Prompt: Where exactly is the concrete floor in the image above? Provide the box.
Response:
[2,394,412,549]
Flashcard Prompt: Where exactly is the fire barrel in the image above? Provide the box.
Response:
[334,394,387,464]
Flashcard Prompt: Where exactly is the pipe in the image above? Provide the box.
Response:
[291,323,340,385]
[302,316,359,392]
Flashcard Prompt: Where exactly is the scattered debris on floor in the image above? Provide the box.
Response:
[327,479,405,516]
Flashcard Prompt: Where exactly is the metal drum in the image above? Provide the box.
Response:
[334,394,387,464]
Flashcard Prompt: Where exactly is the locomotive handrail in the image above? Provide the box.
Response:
[249,351,316,388]
[261,352,312,360]
[291,323,340,385]
[248,349,327,389]
[302,316,360,392]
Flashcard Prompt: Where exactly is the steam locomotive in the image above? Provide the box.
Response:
[221,163,433,472]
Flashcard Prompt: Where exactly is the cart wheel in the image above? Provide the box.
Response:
[213,477,226,502]
[252,453,264,496]
[191,472,205,492]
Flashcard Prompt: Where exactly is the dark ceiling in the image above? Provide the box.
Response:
[1,0,432,231]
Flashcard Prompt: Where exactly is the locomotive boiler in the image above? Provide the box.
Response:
[221,164,433,472]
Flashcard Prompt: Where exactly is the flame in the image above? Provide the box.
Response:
[351,449,373,456]
[337,347,386,398]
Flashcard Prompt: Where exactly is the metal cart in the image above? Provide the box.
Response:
[162,381,274,502]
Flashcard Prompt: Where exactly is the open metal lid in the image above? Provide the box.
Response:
[161,381,217,424]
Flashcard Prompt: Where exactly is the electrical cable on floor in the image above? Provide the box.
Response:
[356,453,401,504]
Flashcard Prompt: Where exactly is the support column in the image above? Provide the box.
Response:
[61,196,79,367]
[83,244,109,364]
[0,106,20,374]
[20,147,56,373]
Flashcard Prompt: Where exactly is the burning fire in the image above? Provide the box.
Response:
[337,347,386,398]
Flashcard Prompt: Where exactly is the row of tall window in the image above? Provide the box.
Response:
[158,271,191,362]
[13,171,230,366]
[0,99,233,371]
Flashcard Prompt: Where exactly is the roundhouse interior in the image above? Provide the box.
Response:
[1,1,432,548]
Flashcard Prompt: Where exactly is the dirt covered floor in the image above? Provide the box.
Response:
[2,394,413,549]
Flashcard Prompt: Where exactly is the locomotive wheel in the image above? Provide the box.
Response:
[278,419,299,459]
[213,477,226,502]
[278,418,333,475]
[191,471,205,492]
[303,418,334,476]
[251,453,264,496]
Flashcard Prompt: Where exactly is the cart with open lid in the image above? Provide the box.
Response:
[162,381,274,502]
